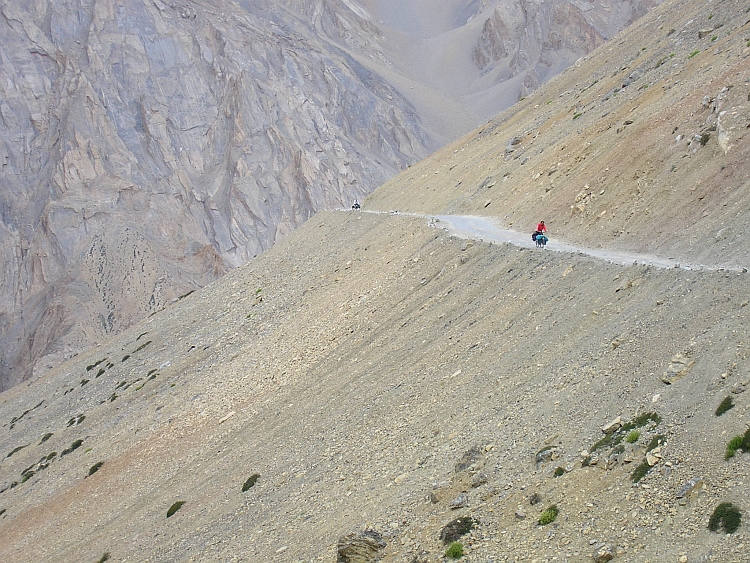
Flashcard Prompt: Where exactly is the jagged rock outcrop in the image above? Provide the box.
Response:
[472,0,659,98]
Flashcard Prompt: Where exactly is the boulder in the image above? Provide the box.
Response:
[337,530,386,563]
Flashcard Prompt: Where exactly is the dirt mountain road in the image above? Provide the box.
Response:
[353,210,745,272]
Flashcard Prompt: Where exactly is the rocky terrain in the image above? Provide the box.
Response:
[0,0,661,390]
[1,0,749,561]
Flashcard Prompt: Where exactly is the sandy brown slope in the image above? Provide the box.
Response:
[0,209,748,563]
[366,0,750,270]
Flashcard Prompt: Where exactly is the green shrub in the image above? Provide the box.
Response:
[440,516,477,544]
[242,474,260,492]
[39,433,53,445]
[553,467,565,477]
[96,368,105,377]
[688,50,700,59]
[166,501,185,518]
[81,379,90,387]
[95,552,110,563]
[708,502,741,534]
[7,444,29,458]
[538,505,559,525]
[121,355,130,362]
[626,430,640,443]
[716,396,735,416]
[743,428,750,451]
[726,435,744,460]
[646,435,664,453]
[445,542,464,559]
[61,439,84,457]
[632,460,652,483]
[88,462,104,476]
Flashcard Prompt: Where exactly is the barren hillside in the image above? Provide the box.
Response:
[0,0,749,562]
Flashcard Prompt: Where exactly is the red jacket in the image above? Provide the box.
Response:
[536,222,547,232]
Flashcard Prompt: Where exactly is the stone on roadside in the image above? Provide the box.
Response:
[593,544,615,562]
[676,477,704,499]
[450,492,469,509]
[601,417,622,434]
[337,530,386,563]
[661,353,695,384]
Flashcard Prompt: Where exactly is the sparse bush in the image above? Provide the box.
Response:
[121,355,130,362]
[632,460,652,483]
[726,435,744,459]
[440,516,477,544]
[554,467,565,477]
[445,542,464,559]
[95,553,110,563]
[39,433,53,445]
[167,501,185,518]
[688,50,700,59]
[646,435,664,453]
[7,444,29,458]
[700,133,710,146]
[708,502,741,534]
[86,359,106,371]
[538,505,559,525]
[626,430,640,443]
[573,113,583,119]
[61,439,84,457]
[81,379,89,387]
[242,474,260,492]
[716,396,735,416]
[88,462,104,476]
[134,341,152,352]
[96,368,105,377]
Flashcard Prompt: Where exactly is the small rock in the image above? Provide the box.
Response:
[515,509,526,520]
[337,530,386,563]
[450,493,469,509]
[593,544,615,563]
[661,353,695,384]
[602,417,622,434]
[470,473,488,488]
[731,382,746,394]
[676,477,704,499]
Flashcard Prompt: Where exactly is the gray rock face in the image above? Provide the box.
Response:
[0,0,429,390]
[471,0,660,98]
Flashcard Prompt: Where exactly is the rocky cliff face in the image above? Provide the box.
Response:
[0,0,429,390]
[472,0,659,98]
[0,0,662,390]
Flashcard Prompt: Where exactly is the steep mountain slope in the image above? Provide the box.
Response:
[367,0,750,269]
[1,0,749,561]
[0,0,663,391]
